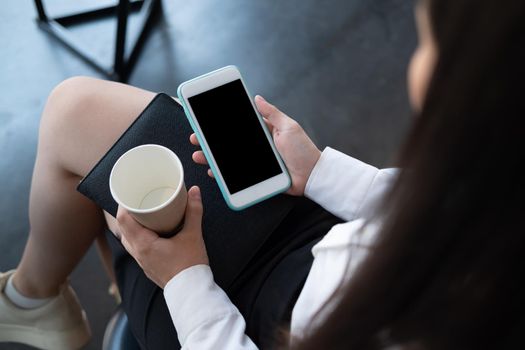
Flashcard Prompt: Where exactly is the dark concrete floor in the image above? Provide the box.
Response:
[0,0,416,349]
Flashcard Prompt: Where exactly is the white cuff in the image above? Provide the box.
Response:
[164,265,238,345]
[304,147,380,221]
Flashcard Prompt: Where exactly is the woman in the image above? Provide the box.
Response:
[1,0,524,349]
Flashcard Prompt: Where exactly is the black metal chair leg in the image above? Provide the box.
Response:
[32,0,161,82]
[34,0,48,21]
[114,0,130,81]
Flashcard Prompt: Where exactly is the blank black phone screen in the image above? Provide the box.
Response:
[188,79,282,194]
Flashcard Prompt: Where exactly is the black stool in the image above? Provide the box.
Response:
[33,0,162,82]
[103,307,140,350]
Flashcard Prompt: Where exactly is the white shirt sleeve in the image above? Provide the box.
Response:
[304,147,398,221]
[290,219,378,340]
[163,148,396,348]
[164,265,258,350]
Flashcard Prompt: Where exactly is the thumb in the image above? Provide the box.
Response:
[183,186,203,232]
[255,95,289,129]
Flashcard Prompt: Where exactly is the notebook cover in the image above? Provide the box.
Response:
[77,93,295,288]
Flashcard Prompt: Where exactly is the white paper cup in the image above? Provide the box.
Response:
[109,144,187,233]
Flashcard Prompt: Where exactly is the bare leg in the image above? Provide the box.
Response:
[95,234,120,302]
[12,77,155,298]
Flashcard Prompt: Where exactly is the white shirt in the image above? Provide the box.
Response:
[163,147,397,348]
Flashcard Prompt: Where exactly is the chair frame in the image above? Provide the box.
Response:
[33,0,162,82]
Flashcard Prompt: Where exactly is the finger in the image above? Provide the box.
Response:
[255,95,289,129]
[116,207,157,247]
[192,151,208,165]
[183,186,203,233]
[263,117,274,133]
[119,235,146,271]
[112,230,121,240]
[119,235,134,256]
[190,133,200,146]
[207,169,214,178]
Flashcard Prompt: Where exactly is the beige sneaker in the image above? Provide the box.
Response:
[0,270,91,350]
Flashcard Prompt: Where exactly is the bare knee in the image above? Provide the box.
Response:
[37,76,153,175]
[36,77,109,173]
[41,76,104,129]
[38,77,109,157]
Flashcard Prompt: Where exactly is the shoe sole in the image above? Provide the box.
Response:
[0,310,91,350]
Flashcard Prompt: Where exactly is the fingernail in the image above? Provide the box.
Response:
[191,186,201,199]
[256,95,266,102]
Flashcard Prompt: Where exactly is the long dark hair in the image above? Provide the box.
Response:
[295,0,525,349]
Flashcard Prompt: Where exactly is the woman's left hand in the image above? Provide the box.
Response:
[116,186,209,289]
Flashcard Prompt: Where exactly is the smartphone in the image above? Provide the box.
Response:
[177,66,291,210]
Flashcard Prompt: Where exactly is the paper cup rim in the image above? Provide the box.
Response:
[109,144,185,214]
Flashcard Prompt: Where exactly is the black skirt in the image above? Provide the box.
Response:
[106,195,341,349]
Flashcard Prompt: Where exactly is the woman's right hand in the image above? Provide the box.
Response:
[190,95,321,196]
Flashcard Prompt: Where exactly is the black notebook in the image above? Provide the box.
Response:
[77,93,295,288]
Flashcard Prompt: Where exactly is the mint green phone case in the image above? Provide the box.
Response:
[177,66,291,211]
